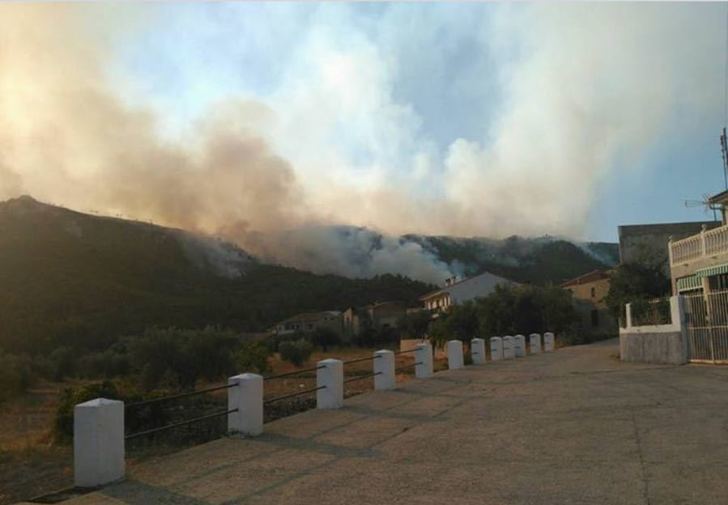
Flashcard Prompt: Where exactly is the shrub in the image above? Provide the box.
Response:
[235,341,272,374]
[54,381,121,442]
[278,339,313,367]
[0,352,33,403]
[127,326,239,391]
[309,327,341,352]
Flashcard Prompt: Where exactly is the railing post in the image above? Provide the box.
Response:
[668,235,674,267]
[228,373,263,436]
[490,337,503,360]
[502,336,515,359]
[701,224,707,256]
[529,333,541,354]
[471,338,486,365]
[544,332,555,352]
[625,303,633,329]
[373,350,395,390]
[447,340,464,369]
[415,342,434,378]
[317,359,343,409]
[74,398,125,488]
[514,335,526,357]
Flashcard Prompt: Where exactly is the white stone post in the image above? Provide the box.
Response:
[447,340,464,369]
[625,303,633,329]
[544,332,555,352]
[374,350,395,390]
[514,335,526,357]
[529,333,542,354]
[502,336,515,359]
[415,342,434,378]
[317,359,343,409]
[74,398,125,488]
[228,373,263,436]
[490,337,503,361]
[471,338,486,365]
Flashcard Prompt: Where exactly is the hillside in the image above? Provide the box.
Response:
[0,196,432,354]
[404,234,618,285]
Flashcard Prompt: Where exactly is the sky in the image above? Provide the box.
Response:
[0,2,726,279]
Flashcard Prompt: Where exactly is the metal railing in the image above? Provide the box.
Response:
[125,382,237,440]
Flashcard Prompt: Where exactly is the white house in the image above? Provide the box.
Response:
[420,271,519,312]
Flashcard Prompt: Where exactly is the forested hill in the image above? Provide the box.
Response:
[405,234,619,285]
[0,196,432,354]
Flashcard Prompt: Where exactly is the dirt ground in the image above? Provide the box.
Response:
[0,346,428,504]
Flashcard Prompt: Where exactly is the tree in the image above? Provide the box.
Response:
[605,263,670,322]
[397,310,431,339]
[309,327,341,352]
[235,341,272,374]
[476,284,577,337]
[279,339,313,367]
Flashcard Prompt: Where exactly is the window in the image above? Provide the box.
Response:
[590,287,596,298]
[591,309,599,327]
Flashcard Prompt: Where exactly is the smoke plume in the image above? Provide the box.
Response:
[0,4,723,283]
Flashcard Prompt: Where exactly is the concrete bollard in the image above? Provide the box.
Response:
[514,335,526,357]
[317,359,344,409]
[503,336,515,359]
[544,332,555,352]
[490,337,504,361]
[529,333,542,354]
[415,342,434,378]
[471,338,486,365]
[447,340,464,369]
[74,398,125,488]
[228,373,263,436]
[374,350,396,390]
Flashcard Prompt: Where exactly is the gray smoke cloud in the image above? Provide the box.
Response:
[0,4,723,284]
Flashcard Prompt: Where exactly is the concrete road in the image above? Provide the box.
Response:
[60,340,728,505]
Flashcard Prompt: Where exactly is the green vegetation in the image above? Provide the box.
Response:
[604,263,671,323]
[427,284,578,347]
[278,339,314,366]
[0,197,432,359]
[406,235,618,285]
[0,352,33,403]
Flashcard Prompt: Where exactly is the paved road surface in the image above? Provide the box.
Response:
[54,340,728,505]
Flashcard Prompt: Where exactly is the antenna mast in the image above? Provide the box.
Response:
[721,128,728,190]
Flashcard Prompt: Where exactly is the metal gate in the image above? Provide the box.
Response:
[683,290,728,363]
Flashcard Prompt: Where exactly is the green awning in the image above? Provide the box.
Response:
[676,275,703,292]
[694,263,728,278]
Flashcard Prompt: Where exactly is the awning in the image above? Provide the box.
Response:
[676,275,703,292]
[694,263,728,278]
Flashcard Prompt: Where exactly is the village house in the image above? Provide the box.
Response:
[669,190,728,295]
[561,269,617,335]
[342,301,406,340]
[271,311,343,337]
[420,271,518,313]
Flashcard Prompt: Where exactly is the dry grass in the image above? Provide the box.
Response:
[0,346,422,504]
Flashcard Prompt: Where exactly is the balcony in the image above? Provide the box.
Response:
[670,224,728,266]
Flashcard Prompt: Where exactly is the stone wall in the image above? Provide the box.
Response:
[619,331,687,365]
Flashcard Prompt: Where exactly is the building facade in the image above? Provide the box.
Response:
[420,271,518,312]
[342,301,407,340]
[669,191,728,295]
[618,221,719,275]
[272,311,343,337]
[561,269,617,335]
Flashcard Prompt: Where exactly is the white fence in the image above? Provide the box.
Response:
[74,333,557,488]
[670,224,728,265]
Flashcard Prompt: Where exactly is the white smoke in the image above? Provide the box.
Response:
[0,3,723,283]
